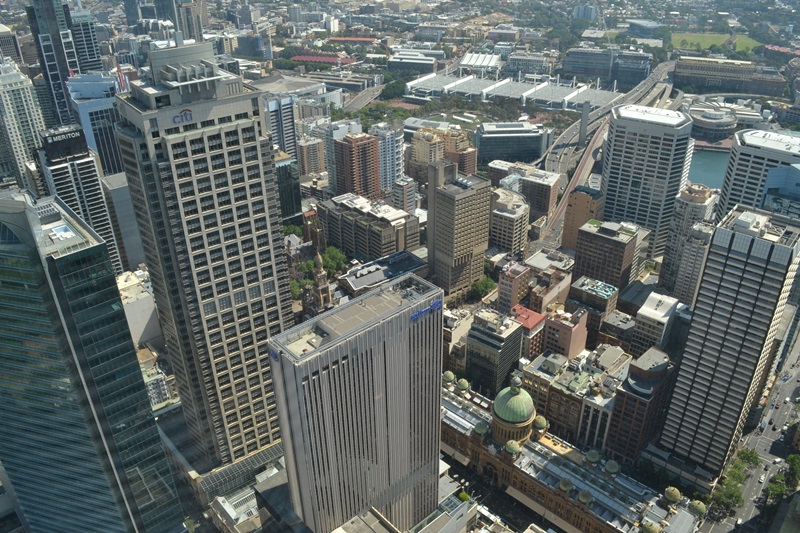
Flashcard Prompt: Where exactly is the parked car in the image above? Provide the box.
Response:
[781,435,786,442]
[759,475,766,483]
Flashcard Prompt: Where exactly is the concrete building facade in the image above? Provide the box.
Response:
[561,186,604,250]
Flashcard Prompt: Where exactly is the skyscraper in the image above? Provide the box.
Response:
[717,130,800,220]
[0,60,46,185]
[333,132,380,199]
[660,183,716,294]
[369,122,404,192]
[672,222,713,306]
[26,0,80,126]
[269,274,443,533]
[574,220,649,291]
[265,94,296,158]
[0,24,22,64]
[427,161,491,295]
[69,11,102,73]
[655,208,800,489]
[466,307,524,397]
[393,175,416,212]
[123,0,140,26]
[313,118,361,195]
[0,193,185,533]
[67,72,125,175]
[296,135,325,176]
[115,42,293,469]
[33,125,123,274]
[601,105,693,258]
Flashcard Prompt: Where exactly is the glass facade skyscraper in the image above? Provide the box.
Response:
[0,193,184,532]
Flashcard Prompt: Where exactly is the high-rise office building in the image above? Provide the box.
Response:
[275,150,302,223]
[67,72,124,175]
[178,1,204,42]
[288,4,303,22]
[0,193,184,533]
[407,127,444,181]
[562,186,604,250]
[26,0,80,126]
[660,183,716,294]
[33,125,123,274]
[0,60,46,185]
[0,24,22,64]
[717,130,800,220]
[265,94,296,158]
[427,161,491,295]
[466,307,524,397]
[70,11,102,73]
[489,188,529,257]
[655,208,800,489]
[269,275,443,533]
[441,127,477,176]
[672,222,713,306]
[369,122,403,192]
[123,0,140,26]
[296,135,325,176]
[602,105,693,258]
[115,42,293,469]
[101,172,146,271]
[333,132,380,199]
[519,170,560,222]
[574,220,649,291]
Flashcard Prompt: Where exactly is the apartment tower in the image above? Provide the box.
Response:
[602,105,693,258]
[268,275,443,532]
[369,122,404,192]
[333,132,380,199]
[656,208,800,489]
[562,186,604,250]
[0,193,184,533]
[0,60,46,185]
[115,42,293,469]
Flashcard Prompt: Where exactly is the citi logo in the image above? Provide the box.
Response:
[173,109,193,124]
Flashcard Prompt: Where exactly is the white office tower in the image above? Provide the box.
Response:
[269,275,443,533]
[601,105,694,258]
[660,183,717,294]
[672,222,713,306]
[0,60,46,186]
[115,42,293,470]
[656,208,800,490]
[717,129,800,221]
[369,122,404,192]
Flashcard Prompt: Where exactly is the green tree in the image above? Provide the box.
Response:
[712,478,744,512]
[290,279,302,300]
[736,448,761,468]
[767,472,788,502]
[787,454,800,488]
[322,246,347,276]
[469,277,496,301]
[284,224,303,238]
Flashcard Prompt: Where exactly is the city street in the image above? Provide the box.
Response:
[702,317,800,533]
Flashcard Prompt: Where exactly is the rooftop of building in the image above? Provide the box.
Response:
[678,183,716,204]
[501,261,531,278]
[580,220,641,243]
[572,276,618,300]
[339,251,427,294]
[572,185,604,199]
[721,207,800,248]
[614,105,690,127]
[436,174,491,197]
[326,193,415,224]
[271,275,441,360]
[737,129,800,156]
[521,169,560,186]
[478,121,544,134]
[525,249,574,274]
[511,305,545,331]
[472,308,522,338]
[677,55,753,66]
[602,310,636,332]
[637,293,679,323]
[492,188,529,216]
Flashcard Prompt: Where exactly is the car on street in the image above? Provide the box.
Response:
[775,458,784,464]
[786,397,791,403]
[781,435,786,442]
[759,475,766,483]
[777,401,782,407]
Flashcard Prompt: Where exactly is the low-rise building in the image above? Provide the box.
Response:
[511,305,545,359]
[543,305,588,359]
[497,262,533,314]
[630,293,679,358]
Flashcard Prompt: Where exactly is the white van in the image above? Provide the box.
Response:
[774,458,784,464]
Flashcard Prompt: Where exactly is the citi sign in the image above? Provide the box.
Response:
[411,299,443,321]
[173,109,193,124]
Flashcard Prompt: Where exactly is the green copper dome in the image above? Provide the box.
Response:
[664,486,681,503]
[474,421,489,436]
[688,500,706,516]
[492,376,535,424]
[505,440,521,455]
[605,460,620,474]
[456,378,470,391]
[642,521,661,533]
[533,415,548,430]
[442,371,455,384]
